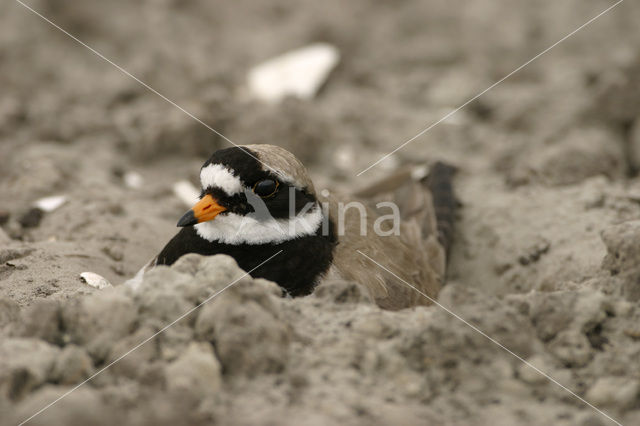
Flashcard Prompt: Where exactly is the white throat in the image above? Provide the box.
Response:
[194,203,323,245]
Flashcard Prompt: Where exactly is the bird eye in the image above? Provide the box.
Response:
[253,179,279,198]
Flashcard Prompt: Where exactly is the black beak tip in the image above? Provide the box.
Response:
[177,210,197,227]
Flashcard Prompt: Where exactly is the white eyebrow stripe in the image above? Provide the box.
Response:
[200,164,244,195]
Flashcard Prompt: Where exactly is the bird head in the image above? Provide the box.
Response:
[177,145,323,245]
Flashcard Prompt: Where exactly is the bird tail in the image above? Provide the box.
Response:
[425,162,457,258]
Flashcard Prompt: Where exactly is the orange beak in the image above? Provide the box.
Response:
[177,194,227,227]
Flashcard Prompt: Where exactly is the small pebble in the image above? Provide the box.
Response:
[34,195,67,212]
[123,171,143,189]
[247,43,340,104]
[80,272,113,290]
[172,180,200,207]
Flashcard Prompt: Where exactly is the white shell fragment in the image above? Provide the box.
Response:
[124,171,144,189]
[247,43,340,104]
[173,180,200,207]
[34,195,67,212]
[411,165,430,181]
[80,272,113,289]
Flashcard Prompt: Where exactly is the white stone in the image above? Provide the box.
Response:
[80,272,112,290]
[123,171,143,189]
[172,180,200,207]
[34,195,67,212]
[411,164,430,181]
[247,43,340,104]
[334,145,355,171]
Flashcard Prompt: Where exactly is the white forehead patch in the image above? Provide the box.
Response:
[194,203,323,245]
[200,164,244,195]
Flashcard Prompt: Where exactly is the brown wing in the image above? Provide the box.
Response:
[321,165,449,309]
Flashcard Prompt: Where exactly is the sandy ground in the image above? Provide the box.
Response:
[2,0,640,424]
